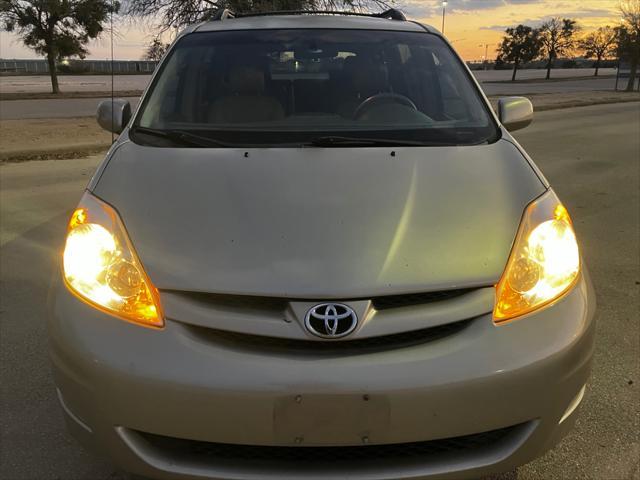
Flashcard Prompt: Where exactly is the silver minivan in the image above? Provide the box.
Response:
[49,9,595,480]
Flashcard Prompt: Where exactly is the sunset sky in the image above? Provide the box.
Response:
[0,0,623,61]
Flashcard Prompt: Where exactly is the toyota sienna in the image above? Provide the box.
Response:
[48,9,596,480]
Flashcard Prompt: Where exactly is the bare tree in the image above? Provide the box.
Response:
[496,25,542,81]
[144,38,170,60]
[579,26,617,76]
[539,18,579,80]
[618,0,640,91]
[126,0,391,33]
[0,0,119,93]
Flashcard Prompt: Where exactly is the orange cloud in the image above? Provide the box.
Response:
[404,0,621,61]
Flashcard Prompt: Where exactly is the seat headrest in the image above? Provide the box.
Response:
[229,66,265,95]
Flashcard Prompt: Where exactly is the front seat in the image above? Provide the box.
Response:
[209,66,285,124]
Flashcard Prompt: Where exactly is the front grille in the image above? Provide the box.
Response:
[372,288,474,310]
[172,291,287,315]
[136,424,521,463]
[185,318,472,356]
[167,288,478,315]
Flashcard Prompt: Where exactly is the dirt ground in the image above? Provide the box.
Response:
[1,91,638,162]
[0,117,112,161]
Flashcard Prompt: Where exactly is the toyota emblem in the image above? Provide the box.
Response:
[304,303,358,339]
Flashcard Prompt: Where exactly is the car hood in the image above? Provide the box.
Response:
[93,138,544,298]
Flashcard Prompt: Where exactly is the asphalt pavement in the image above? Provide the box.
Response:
[0,102,639,479]
[480,76,616,95]
[0,68,618,94]
[0,74,152,94]
[0,96,140,120]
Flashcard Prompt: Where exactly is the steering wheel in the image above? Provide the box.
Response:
[353,93,418,120]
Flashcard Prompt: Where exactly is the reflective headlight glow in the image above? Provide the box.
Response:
[62,192,163,327]
[494,191,580,323]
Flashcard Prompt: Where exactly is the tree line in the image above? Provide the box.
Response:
[1,0,638,93]
[497,1,639,91]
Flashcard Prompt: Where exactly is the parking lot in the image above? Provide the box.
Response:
[0,102,639,479]
[0,70,621,120]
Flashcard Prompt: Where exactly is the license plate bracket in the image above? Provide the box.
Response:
[273,394,390,445]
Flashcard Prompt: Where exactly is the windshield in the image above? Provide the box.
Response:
[133,28,499,147]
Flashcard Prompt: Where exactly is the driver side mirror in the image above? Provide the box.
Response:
[498,97,533,132]
[97,99,132,134]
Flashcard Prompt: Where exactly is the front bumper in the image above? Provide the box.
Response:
[48,272,596,480]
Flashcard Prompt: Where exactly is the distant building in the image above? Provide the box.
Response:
[0,59,158,75]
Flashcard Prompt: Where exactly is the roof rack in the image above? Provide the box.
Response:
[375,9,408,21]
[209,8,407,22]
[210,8,235,20]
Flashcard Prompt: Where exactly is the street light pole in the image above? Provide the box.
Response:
[442,1,448,34]
[484,43,489,68]
[478,43,494,70]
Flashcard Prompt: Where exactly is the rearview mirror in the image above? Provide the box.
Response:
[97,99,132,134]
[498,97,533,132]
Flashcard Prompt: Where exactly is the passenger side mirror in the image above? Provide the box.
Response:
[497,97,533,132]
[97,99,132,134]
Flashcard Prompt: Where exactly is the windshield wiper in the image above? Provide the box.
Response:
[131,126,234,148]
[307,136,436,147]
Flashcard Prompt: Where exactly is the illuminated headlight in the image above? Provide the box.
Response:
[494,190,580,323]
[62,192,163,327]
